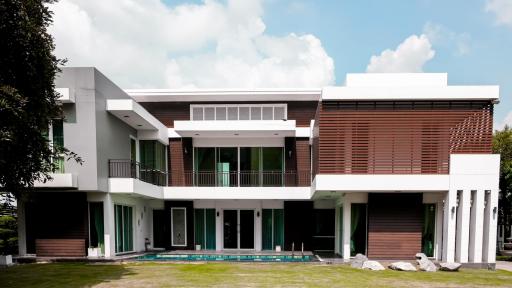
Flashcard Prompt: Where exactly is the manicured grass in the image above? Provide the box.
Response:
[1,262,512,287]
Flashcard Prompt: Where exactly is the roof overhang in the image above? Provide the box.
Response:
[125,88,321,102]
[56,88,75,103]
[322,86,500,102]
[106,99,168,145]
[173,120,297,138]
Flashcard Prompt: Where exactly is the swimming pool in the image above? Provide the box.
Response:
[137,253,314,262]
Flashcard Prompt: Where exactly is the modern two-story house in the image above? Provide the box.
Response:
[18,67,500,266]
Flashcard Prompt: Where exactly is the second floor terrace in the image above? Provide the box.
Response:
[108,159,311,187]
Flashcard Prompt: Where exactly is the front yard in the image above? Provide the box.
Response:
[1,262,512,287]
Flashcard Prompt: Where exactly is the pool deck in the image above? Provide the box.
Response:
[159,250,315,256]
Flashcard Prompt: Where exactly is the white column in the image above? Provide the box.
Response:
[334,206,341,255]
[469,190,484,263]
[482,189,498,263]
[442,189,457,263]
[216,209,222,251]
[103,193,116,258]
[342,199,351,260]
[255,209,262,251]
[17,200,27,256]
[455,190,470,263]
[435,201,444,260]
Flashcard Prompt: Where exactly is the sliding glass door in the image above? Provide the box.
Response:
[193,147,284,187]
[114,204,133,253]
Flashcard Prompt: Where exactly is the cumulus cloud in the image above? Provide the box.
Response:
[423,22,471,56]
[48,0,334,88]
[366,34,435,73]
[486,0,512,28]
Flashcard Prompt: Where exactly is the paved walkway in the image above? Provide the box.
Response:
[496,261,512,271]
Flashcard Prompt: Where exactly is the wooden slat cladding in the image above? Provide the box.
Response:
[317,101,493,174]
[367,193,422,260]
[140,102,190,127]
[296,138,311,186]
[168,138,193,185]
[36,239,86,257]
[141,101,318,127]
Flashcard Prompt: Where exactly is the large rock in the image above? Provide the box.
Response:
[415,253,428,261]
[439,262,461,272]
[362,260,385,271]
[389,261,417,271]
[417,258,437,272]
[351,253,368,268]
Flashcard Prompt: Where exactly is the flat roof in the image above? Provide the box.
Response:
[126,88,322,102]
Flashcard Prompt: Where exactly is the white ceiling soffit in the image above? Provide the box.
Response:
[106,99,168,145]
[173,120,297,138]
[322,85,499,101]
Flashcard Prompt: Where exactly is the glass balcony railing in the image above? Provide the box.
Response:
[108,159,167,186]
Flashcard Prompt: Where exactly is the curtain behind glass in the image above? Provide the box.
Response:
[262,209,273,250]
[422,204,436,257]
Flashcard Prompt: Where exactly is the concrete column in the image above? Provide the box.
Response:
[469,190,484,263]
[103,193,116,258]
[435,201,444,260]
[482,189,498,263]
[216,208,222,251]
[255,209,262,251]
[17,200,27,256]
[342,199,351,260]
[334,206,341,255]
[442,189,457,262]
[455,190,470,263]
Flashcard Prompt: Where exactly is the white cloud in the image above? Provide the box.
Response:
[49,0,335,88]
[486,0,512,28]
[423,22,471,56]
[366,34,435,73]
[495,111,512,131]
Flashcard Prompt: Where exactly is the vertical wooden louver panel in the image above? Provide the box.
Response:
[317,101,493,174]
[367,193,423,260]
[296,138,311,186]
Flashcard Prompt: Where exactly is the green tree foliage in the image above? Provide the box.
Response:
[0,0,81,201]
[493,126,512,230]
[0,193,17,255]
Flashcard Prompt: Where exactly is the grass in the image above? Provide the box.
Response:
[1,262,512,287]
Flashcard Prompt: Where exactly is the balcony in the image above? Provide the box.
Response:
[108,159,167,186]
[108,159,310,187]
[169,170,311,187]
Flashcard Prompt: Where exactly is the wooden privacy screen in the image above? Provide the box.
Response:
[316,101,493,174]
[35,239,86,257]
[367,193,422,260]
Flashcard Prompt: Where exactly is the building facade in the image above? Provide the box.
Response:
[18,67,500,265]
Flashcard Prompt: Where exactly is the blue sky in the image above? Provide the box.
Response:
[263,0,511,127]
[51,0,511,127]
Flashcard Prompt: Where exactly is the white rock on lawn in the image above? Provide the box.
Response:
[362,260,385,271]
[351,254,368,268]
[439,262,461,272]
[389,261,417,271]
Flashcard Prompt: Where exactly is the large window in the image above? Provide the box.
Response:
[350,203,367,256]
[262,209,284,250]
[115,204,133,253]
[89,202,104,254]
[43,119,65,173]
[422,204,436,257]
[139,140,167,185]
[191,104,287,121]
[194,209,216,250]
[193,147,284,186]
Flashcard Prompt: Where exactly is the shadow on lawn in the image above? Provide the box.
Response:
[0,262,135,288]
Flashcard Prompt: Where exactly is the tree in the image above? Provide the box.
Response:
[0,1,81,201]
[493,125,512,239]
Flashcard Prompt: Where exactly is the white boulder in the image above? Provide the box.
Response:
[362,260,385,271]
[389,261,417,271]
[439,262,461,272]
[351,254,368,268]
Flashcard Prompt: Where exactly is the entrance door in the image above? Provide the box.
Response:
[223,210,254,249]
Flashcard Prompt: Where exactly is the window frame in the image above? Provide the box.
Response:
[190,104,288,121]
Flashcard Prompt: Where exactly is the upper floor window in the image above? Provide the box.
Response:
[43,119,65,173]
[191,104,287,121]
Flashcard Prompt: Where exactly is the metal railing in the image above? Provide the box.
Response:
[108,160,311,187]
[108,159,167,186]
[168,170,311,187]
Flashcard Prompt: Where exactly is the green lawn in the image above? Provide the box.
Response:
[1,262,512,287]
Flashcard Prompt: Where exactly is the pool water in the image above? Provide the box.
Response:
[137,253,313,262]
